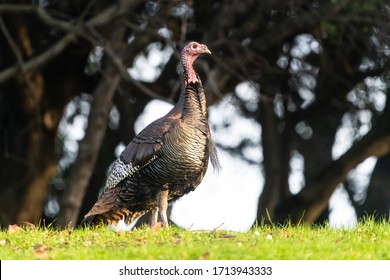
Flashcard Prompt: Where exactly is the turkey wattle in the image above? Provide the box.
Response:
[81,41,220,228]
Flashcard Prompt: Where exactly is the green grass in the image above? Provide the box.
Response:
[0,219,389,260]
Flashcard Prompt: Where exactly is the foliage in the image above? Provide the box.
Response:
[0,219,389,260]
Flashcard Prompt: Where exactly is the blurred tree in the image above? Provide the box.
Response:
[0,0,389,227]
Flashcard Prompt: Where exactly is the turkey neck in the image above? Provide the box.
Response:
[179,54,208,121]
[173,81,207,124]
[181,51,199,84]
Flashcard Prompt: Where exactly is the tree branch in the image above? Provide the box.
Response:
[0,0,144,85]
[0,1,170,103]
[0,1,141,31]
[0,32,77,84]
[0,15,24,65]
[82,26,173,103]
[0,14,44,118]
[0,4,73,30]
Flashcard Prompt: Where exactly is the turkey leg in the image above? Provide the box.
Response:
[156,187,169,227]
[150,207,159,225]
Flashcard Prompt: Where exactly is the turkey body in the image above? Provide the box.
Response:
[81,42,219,227]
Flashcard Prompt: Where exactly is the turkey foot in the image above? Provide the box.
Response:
[149,222,163,230]
[149,207,163,229]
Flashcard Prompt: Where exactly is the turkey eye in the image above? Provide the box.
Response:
[192,44,197,49]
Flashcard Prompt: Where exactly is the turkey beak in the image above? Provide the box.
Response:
[202,45,211,55]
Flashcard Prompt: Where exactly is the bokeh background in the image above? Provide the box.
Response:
[1,0,389,229]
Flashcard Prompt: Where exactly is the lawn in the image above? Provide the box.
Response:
[0,219,389,260]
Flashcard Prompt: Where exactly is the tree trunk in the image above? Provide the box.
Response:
[0,71,58,225]
[256,95,291,224]
[275,106,390,223]
[0,14,92,226]
[299,106,343,224]
[76,86,151,224]
[357,154,390,220]
[57,27,125,227]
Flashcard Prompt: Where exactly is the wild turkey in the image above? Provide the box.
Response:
[81,41,220,228]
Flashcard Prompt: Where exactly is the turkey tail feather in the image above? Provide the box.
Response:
[208,137,221,173]
[80,215,96,226]
[79,188,120,226]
